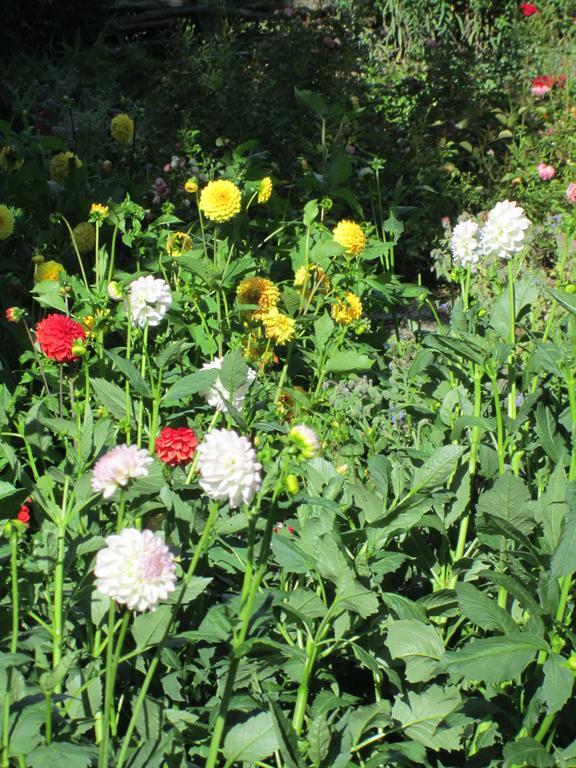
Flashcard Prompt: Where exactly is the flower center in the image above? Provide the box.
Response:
[139,551,166,580]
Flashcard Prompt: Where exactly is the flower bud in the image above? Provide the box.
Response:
[102,160,113,173]
[32,254,45,264]
[567,655,576,671]
[107,281,123,301]
[565,284,576,294]
[71,341,87,357]
[285,474,299,495]
[184,178,199,194]
[5,307,24,323]
[478,308,487,317]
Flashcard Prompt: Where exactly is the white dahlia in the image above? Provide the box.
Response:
[91,444,153,498]
[450,220,480,269]
[196,428,262,508]
[481,200,531,260]
[200,356,256,413]
[128,275,172,328]
[95,528,177,612]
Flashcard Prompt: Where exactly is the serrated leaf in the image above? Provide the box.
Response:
[132,604,172,649]
[91,377,133,422]
[104,350,153,398]
[551,483,576,577]
[477,473,534,536]
[168,576,211,605]
[223,711,279,763]
[268,701,305,768]
[218,349,248,395]
[440,633,547,683]
[392,685,462,751]
[411,445,463,494]
[387,620,444,682]
[503,737,555,767]
[162,368,218,403]
[27,743,97,768]
[456,582,516,633]
[308,712,331,765]
[542,654,573,714]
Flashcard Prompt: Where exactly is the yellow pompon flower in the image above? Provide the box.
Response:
[184,178,199,194]
[333,219,366,258]
[258,176,273,204]
[166,231,193,258]
[237,276,280,314]
[0,205,15,240]
[72,222,96,253]
[110,113,134,144]
[293,264,330,295]
[90,203,109,220]
[35,260,65,283]
[50,151,82,186]
[199,179,242,223]
[331,292,363,325]
[82,315,95,335]
[260,308,296,345]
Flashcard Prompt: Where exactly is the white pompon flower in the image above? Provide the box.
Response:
[91,444,153,498]
[450,220,481,269]
[200,356,257,413]
[128,275,172,328]
[481,200,531,260]
[196,429,262,507]
[288,424,320,459]
[95,528,177,612]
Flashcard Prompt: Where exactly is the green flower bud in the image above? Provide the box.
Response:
[285,474,300,495]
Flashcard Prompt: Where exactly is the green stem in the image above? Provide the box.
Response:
[2,529,20,766]
[98,603,117,768]
[489,372,506,476]
[507,259,517,420]
[136,323,149,448]
[115,502,220,768]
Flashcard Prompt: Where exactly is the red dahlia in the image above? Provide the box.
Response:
[519,3,539,15]
[155,426,198,466]
[35,314,86,363]
[16,503,30,527]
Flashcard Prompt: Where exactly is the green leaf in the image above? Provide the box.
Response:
[294,88,327,116]
[542,654,574,714]
[268,701,305,768]
[219,349,248,395]
[168,577,212,605]
[91,377,133,422]
[391,685,463,751]
[104,350,153,398]
[386,620,444,682]
[162,368,218,403]
[477,473,534,536]
[271,536,315,573]
[551,483,576,577]
[324,350,373,373]
[439,633,547,683]
[550,288,576,317]
[132,604,172,649]
[223,711,279,764]
[31,280,68,312]
[337,569,378,618]
[308,712,331,765]
[314,313,334,351]
[411,445,464,494]
[456,582,516,633]
[27,743,97,768]
[348,701,391,746]
[302,199,319,227]
[502,737,555,767]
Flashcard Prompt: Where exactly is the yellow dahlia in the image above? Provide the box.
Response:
[110,113,134,144]
[50,151,82,186]
[166,231,192,258]
[90,203,109,220]
[236,276,280,314]
[0,205,14,240]
[260,308,296,344]
[333,220,366,258]
[199,179,242,223]
[331,292,363,325]
[258,177,273,204]
[35,260,65,283]
[72,222,96,253]
[293,264,330,295]
[184,178,199,194]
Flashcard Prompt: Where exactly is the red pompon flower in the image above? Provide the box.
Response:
[519,3,539,15]
[155,427,198,466]
[35,314,86,363]
[16,503,30,527]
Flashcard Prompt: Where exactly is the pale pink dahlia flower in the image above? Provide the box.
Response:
[566,183,576,203]
[91,444,153,498]
[537,163,555,180]
[196,428,262,507]
[95,528,177,611]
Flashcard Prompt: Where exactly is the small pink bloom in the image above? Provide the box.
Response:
[531,75,552,96]
[163,163,171,173]
[566,183,576,203]
[538,163,555,180]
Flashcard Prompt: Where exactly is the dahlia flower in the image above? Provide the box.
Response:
[90,203,109,220]
[450,220,481,269]
[199,179,242,223]
[331,292,363,325]
[196,429,262,507]
[289,425,320,459]
[110,113,134,144]
[36,314,86,363]
[258,177,273,204]
[166,231,192,258]
[94,528,177,612]
[260,308,296,344]
[128,275,172,328]
[5,307,24,323]
[91,444,153,498]
[519,3,539,15]
[35,260,65,283]
[184,178,198,194]
[537,163,555,181]
[531,75,552,97]
[72,222,96,253]
[49,151,82,186]
[236,276,279,316]
[200,356,256,413]
[567,183,576,204]
[0,205,14,240]
[333,220,366,257]
[155,426,198,466]
[481,200,531,260]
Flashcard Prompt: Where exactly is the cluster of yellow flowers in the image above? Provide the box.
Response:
[0,204,14,240]
[50,151,82,186]
[236,276,295,345]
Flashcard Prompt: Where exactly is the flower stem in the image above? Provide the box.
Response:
[1,529,20,766]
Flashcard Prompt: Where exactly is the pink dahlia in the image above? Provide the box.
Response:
[537,163,555,180]
[567,183,576,203]
[91,444,153,498]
